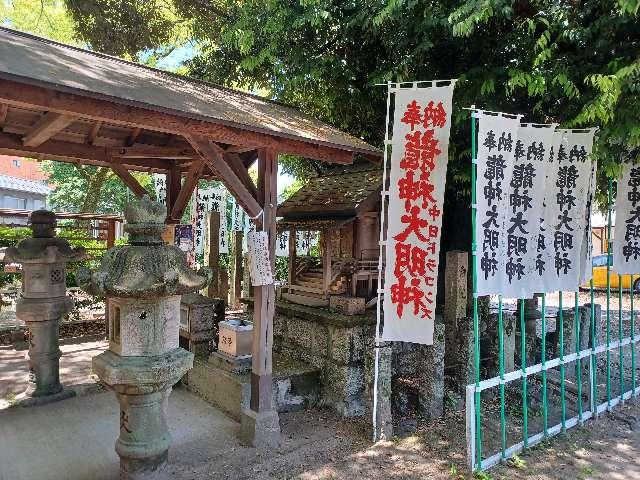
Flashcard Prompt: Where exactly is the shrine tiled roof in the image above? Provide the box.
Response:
[278,165,382,219]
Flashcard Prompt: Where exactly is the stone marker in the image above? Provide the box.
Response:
[4,210,85,406]
[77,197,211,480]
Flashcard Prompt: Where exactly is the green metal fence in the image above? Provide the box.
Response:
[467,112,637,471]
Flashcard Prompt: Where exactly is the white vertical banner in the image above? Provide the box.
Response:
[579,160,598,283]
[381,83,455,345]
[539,129,597,292]
[153,173,167,205]
[231,199,246,231]
[613,163,640,274]
[276,230,290,257]
[500,124,557,298]
[475,113,522,295]
[195,187,229,255]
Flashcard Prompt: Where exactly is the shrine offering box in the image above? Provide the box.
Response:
[217,319,253,357]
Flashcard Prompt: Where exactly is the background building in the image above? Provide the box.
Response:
[0,156,51,225]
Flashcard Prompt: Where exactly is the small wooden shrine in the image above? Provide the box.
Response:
[278,165,382,307]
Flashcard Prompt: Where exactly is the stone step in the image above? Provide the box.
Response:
[281,292,329,307]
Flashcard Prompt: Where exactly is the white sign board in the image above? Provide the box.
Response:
[247,230,274,286]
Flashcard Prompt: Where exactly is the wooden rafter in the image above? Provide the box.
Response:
[110,162,148,198]
[109,146,195,159]
[0,103,7,126]
[184,133,262,218]
[0,80,361,163]
[170,159,206,221]
[0,130,170,171]
[126,127,142,146]
[225,152,258,201]
[87,121,102,145]
[22,112,76,147]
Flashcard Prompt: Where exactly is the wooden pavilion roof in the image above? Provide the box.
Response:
[0,28,381,222]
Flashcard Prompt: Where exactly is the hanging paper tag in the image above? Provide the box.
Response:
[247,230,273,286]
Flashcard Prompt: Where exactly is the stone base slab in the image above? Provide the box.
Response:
[16,387,75,407]
[208,350,252,374]
[239,408,281,449]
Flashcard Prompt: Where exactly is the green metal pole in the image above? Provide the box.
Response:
[575,292,583,421]
[498,296,506,458]
[632,275,636,396]
[520,299,528,447]
[606,177,613,409]
[559,291,566,431]
[471,112,482,469]
[541,293,548,436]
[590,277,597,414]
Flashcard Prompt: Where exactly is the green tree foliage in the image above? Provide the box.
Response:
[42,162,155,214]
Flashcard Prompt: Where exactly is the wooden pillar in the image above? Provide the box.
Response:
[240,147,280,447]
[287,228,296,288]
[166,167,181,223]
[106,219,116,248]
[322,229,332,296]
[207,211,220,298]
[230,231,243,309]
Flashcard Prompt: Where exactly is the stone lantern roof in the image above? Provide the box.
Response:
[77,196,211,297]
[3,209,85,263]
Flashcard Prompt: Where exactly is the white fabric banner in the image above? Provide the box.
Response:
[153,173,167,206]
[381,84,454,345]
[500,124,557,298]
[538,129,597,292]
[276,231,290,257]
[475,113,521,295]
[613,163,640,274]
[579,160,597,283]
[194,187,229,255]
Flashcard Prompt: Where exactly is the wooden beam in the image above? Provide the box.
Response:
[0,79,366,163]
[126,127,142,146]
[87,121,102,145]
[0,104,7,126]
[170,158,205,221]
[0,130,178,171]
[23,112,76,147]
[225,144,258,154]
[109,146,195,159]
[110,162,148,198]
[166,166,181,222]
[184,134,262,218]
[225,152,258,201]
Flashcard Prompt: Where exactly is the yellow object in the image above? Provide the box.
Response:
[582,254,639,290]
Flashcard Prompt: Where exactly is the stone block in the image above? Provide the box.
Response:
[328,324,368,365]
[285,315,328,355]
[444,251,468,373]
[418,322,445,420]
[329,296,365,316]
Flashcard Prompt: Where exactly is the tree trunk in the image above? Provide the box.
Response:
[80,167,110,213]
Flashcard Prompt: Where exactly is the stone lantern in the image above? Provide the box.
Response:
[77,197,211,479]
[4,210,85,406]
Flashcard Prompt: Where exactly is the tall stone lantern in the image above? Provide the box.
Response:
[77,197,211,479]
[4,210,85,406]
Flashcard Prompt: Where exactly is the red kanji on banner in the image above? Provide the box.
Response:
[401,130,441,173]
[390,275,431,318]
[401,100,422,131]
[394,205,429,242]
[398,169,436,210]
[423,101,447,128]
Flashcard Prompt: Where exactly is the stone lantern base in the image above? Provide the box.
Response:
[92,348,193,479]
[15,295,76,406]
